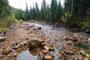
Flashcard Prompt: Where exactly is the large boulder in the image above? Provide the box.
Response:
[28,38,44,48]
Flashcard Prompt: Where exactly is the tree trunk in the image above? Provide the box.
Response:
[71,0,73,16]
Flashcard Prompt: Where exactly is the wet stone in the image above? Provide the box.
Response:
[13,53,18,57]
[84,58,89,60]
[63,44,67,48]
[13,43,19,46]
[44,56,53,60]
[38,27,42,30]
[31,38,39,41]
[20,41,28,46]
[28,38,44,48]
[64,50,74,55]
[2,49,11,55]
[80,50,86,55]
[65,37,78,42]
[13,46,19,50]
[0,37,5,42]
[67,41,73,45]
[43,50,49,54]
[0,55,3,58]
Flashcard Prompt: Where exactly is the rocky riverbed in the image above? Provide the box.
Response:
[0,22,90,60]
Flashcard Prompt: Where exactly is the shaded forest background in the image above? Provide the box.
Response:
[0,0,90,32]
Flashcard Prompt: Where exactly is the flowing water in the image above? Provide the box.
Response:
[17,22,90,60]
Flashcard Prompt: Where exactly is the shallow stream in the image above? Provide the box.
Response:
[17,22,90,60]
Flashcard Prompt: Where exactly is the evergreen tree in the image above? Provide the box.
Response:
[41,0,47,20]
[25,2,29,20]
[56,0,64,19]
[51,0,58,23]
[35,2,40,19]
[15,9,24,20]
[64,0,72,13]
[0,0,11,18]
[46,6,51,22]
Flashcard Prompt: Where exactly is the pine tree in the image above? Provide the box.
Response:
[64,0,72,13]
[15,9,24,20]
[35,2,40,19]
[25,2,29,20]
[51,0,58,23]
[56,0,64,19]
[0,0,11,18]
[41,0,46,20]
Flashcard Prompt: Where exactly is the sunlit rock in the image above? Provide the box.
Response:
[0,37,5,42]
[42,50,49,54]
[44,56,53,60]
[2,49,11,55]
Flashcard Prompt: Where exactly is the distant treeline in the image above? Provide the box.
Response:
[0,0,90,28]
[15,0,64,24]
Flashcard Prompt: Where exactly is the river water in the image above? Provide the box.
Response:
[17,22,90,60]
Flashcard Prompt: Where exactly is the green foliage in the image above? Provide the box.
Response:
[62,12,72,23]
[41,0,47,20]
[81,8,90,28]
[0,16,18,32]
[0,0,11,18]
[0,0,18,32]
[51,0,58,22]
[64,0,90,28]
[56,1,64,19]
[25,3,29,20]
[29,20,38,22]
[15,9,24,20]
[35,3,40,19]
[64,0,72,13]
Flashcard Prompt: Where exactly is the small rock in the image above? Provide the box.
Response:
[84,58,89,60]
[20,41,28,46]
[8,55,11,57]
[2,49,11,55]
[80,50,86,55]
[78,56,83,60]
[26,27,29,30]
[64,50,74,55]
[13,46,19,50]
[33,27,38,30]
[43,50,49,54]
[38,27,41,30]
[49,48,54,51]
[55,45,58,48]
[13,53,18,57]
[63,44,67,48]
[65,37,78,42]
[44,56,53,60]
[13,43,20,50]
[0,55,3,58]
[0,37,5,42]
[44,46,49,50]
[31,38,39,41]
[13,43,18,46]
[86,54,90,58]
[67,41,73,45]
